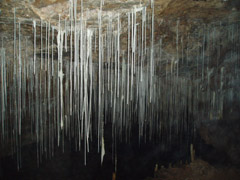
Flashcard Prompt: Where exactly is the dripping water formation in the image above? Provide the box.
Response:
[1,0,240,179]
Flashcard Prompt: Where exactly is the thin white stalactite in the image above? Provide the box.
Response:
[70,0,73,115]
[133,8,136,74]
[176,19,179,79]
[18,22,22,136]
[98,0,103,153]
[131,10,133,101]
[1,48,6,140]
[150,1,154,103]
[52,27,54,77]
[95,29,97,53]
[65,19,68,52]
[45,22,48,71]
[107,22,110,91]
[80,12,84,143]
[48,22,51,149]
[141,7,146,82]
[41,19,43,70]
[18,22,22,168]
[127,12,130,105]
[57,15,61,147]
[117,13,120,98]
[33,20,36,75]
[58,30,64,130]
[88,28,93,155]
[14,8,16,76]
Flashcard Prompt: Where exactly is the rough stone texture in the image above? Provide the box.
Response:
[0,0,236,32]
[0,0,238,61]
[146,159,240,180]
[199,117,240,165]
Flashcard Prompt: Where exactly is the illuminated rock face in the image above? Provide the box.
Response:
[0,0,240,179]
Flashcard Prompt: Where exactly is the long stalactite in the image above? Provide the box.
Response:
[0,0,240,171]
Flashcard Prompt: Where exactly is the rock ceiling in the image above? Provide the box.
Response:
[0,0,237,28]
[0,0,238,59]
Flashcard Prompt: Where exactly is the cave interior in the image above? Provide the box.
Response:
[0,0,240,180]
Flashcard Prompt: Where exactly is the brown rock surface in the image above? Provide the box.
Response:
[146,159,240,180]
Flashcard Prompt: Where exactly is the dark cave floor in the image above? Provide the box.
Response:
[146,159,240,180]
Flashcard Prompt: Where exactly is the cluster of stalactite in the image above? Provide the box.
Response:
[0,0,240,170]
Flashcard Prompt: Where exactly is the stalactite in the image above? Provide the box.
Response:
[202,26,205,81]
[52,27,54,77]
[1,48,6,140]
[131,10,134,101]
[150,1,154,103]
[0,1,239,172]
[127,12,130,105]
[45,22,48,71]
[18,22,21,136]
[176,19,179,78]
[98,0,103,153]
[41,19,43,70]
[33,20,36,75]
[117,13,120,98]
